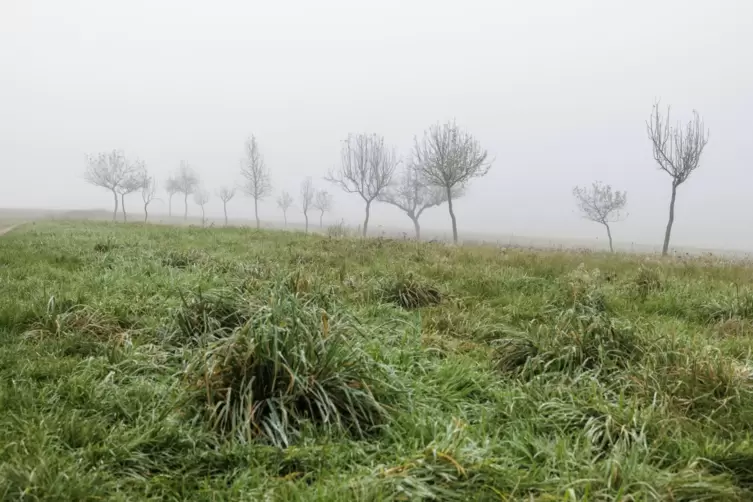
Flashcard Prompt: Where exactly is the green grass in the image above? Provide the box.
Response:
[2,221,753,500]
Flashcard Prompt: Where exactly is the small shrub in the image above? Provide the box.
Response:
[170,287,250,344]
[383,273,442,309]
[184,283,390,447]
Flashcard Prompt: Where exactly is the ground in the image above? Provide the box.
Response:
[1,221,753,501]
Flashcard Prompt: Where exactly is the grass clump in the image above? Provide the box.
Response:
[382,272,442,309]
[185,282,391,447]
[161,249,205,268]
[170,287,251,344]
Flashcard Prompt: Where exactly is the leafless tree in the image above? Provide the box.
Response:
[572,181,627,252]
[312,190,333,228]
[115,159,145,223]
[172,162,200,221]
[141,173,159,223]
[647,101,710,255]
[165,177,179,217]
[240,135,272,229]
[379,162,450,239]
[326,133,397,237]
[217,186,236,226]
[414,120,492,244]
[277,191,294,227]
[300,177,315,233]
[193,188,210,227]
[84,150,139,221]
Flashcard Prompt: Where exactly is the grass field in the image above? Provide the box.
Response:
[2,221,753,500]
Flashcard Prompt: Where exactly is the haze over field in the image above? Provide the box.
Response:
[2,0,752,250]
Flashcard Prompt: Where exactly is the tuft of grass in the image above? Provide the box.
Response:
[161,249,205,268]
[382,273,442,309]
[184,282,392,447]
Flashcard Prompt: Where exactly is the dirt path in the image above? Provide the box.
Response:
[0,223,24,236]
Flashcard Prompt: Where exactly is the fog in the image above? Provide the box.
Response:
[2,0,752,250]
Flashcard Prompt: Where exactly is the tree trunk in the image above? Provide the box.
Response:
[121,194,127,222]
[446,186,458,244]
[111,189,119,222]
[411,215,421,240]
[363,200,371,237]
[304,211,309,233]
[662,183,678,256]
[603,222,613,252]
[184,193,188,221]
[201,206,205,227]
[144,203,149,223]
[319,211,324,228]
[254,197,260,229]
[223,202,228,226]
[168,194,173,217]
[283,210,288,227]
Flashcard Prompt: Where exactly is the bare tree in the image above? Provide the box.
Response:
[414,120,492,244]
[300,177,315,233]
[312,190,333,228]
[217,186,236,226]
[165,177,179,217]
[141,173,158,223]
[240,135,272,229]
[326,133,397,237]
[647,101,710,255]
[572,181,627,252]
[84,150,139,221]
[379,162,449,239]
[115,160,144,223]
[277,191,294,227]
[172,162,200,220]
[193,189,210,227]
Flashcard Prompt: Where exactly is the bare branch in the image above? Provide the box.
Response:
[84,149,141,221]
[379,161,449,218]
[646,101,710,255]
[312,190,332,213]
[217,186,237,203]
[171,161,200,220]
[326,133,397,236]
[326,133,397,202]
[300,177,315,232]
[573,182,627,224]
[240,135,272,200]
[647,101,709,186]
[413,120,491,243]
[277,191,294,212]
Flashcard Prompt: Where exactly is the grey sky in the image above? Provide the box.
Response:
[2,0,751,249]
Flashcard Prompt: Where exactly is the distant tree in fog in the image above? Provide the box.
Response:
[326,133,397,237]
[300,177,316,233]
[172,162,200,221]
[572,181,627,253]
[414,120,491,244]
[647,101,710,255]
[312,190,332,228]
[240,135,272,229]
[193,189,210,227]
[217,186,236,226]
[277,191,294,227]
[84,150,140,222]
[115,160,145,223]
[165,177,179,217]
[379,162,449,240]
[141,173,158,223]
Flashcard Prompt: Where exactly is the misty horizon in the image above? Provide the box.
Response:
[2,0,752,250]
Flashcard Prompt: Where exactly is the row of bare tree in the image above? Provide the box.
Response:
[84,101,707,254]
[85,120,493,242]
[571,101,709,255]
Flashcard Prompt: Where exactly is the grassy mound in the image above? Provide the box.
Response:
[184,283,391,447]
[382,273,442,309]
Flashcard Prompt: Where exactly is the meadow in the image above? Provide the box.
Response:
[1,221,753,501]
